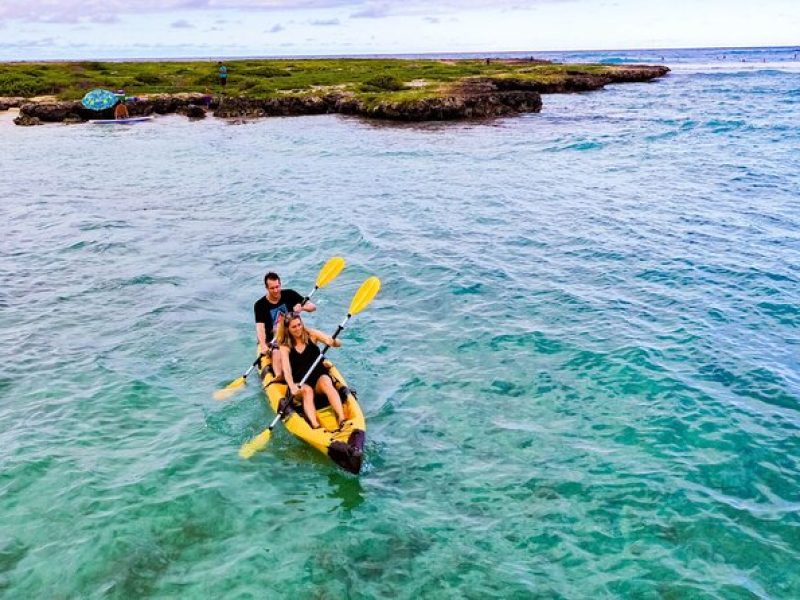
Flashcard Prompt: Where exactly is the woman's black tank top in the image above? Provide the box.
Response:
[288,341,323,382]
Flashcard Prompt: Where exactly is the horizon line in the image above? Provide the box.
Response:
[2,44,799,64]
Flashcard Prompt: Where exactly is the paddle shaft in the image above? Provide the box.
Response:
[241,356,262,379]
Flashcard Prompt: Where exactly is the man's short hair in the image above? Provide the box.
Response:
[264,272,281,286]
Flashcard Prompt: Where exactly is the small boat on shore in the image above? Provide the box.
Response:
[90,116,153,125]
[258,354,366,474]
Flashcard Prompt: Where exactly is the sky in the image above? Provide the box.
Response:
[0,0,798,60]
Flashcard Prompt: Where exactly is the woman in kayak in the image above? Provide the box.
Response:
[278,312,346,430]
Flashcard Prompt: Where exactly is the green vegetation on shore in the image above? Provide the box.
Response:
[0,58,619,100]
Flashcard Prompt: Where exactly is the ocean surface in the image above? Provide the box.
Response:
[1,46,799,598]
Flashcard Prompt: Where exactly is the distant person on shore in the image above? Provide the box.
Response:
[218,62,228,88]
[114,100,129,120]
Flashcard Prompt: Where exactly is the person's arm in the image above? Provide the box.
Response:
[255,301,269,354]
[280,345,298,394]
[290,290,315,314]
[256,322,268,355]
[309,328,341,348]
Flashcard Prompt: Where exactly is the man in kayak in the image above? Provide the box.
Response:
[254,272,315,379]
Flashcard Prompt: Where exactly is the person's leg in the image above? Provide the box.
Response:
[301,385,320,428]
[316,375,345,424]
[271,347,282,380]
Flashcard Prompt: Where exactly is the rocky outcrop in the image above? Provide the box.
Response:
[485,65,671,94]
[212,94,334,118]
[19,100,83,122]
[13,114,42,126]
[0,96,26,111]
[12,92,215,123]
[11,65,668,125]
[176,104,207,119]
[606,65,671,83]
[335,90,542,121]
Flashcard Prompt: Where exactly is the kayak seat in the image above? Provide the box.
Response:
[287,394,328,429]
[285,392,331,410]
[308,385,353,410]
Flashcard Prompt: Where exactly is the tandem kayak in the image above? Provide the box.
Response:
[90,116,153,125]
[257,354,366,474]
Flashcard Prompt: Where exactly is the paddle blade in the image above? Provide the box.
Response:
[349,276,381,316]
[239,429,272,459]
[213,377,246,401]
[316,257,346,289]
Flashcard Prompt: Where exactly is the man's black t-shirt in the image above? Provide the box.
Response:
[254,289,304,341]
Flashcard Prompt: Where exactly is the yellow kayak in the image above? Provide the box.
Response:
[257,353,366,474]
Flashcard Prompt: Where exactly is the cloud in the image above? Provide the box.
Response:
[0,0,566,24]
[350,5,391,19]
[268,23,285,33]
[0,36,56,49]
[40,13,81,24]
[171,19,194,28]
[0,1,355,22]
[90,14,119,24]
[309,18,340,26]
[127,41,250,50]
[424,16,440,23]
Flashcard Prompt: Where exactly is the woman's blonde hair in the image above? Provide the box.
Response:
[277,312,310,348]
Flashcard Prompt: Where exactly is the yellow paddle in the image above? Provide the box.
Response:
[239,276,381,459]
[213,256,346,401]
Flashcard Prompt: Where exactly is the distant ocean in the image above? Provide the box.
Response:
[309,45,800,65]
[9,44,799,67]
[1,46,798,598]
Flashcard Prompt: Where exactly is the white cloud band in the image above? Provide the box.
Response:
[0,0,564,23]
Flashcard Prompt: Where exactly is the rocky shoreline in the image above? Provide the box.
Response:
[2,65,668,125]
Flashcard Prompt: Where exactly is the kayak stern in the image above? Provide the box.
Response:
[328,429,365,474]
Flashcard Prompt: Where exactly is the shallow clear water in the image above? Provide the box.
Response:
[1,48,799,598]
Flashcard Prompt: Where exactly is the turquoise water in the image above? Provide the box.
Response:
[2,49,799,598]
